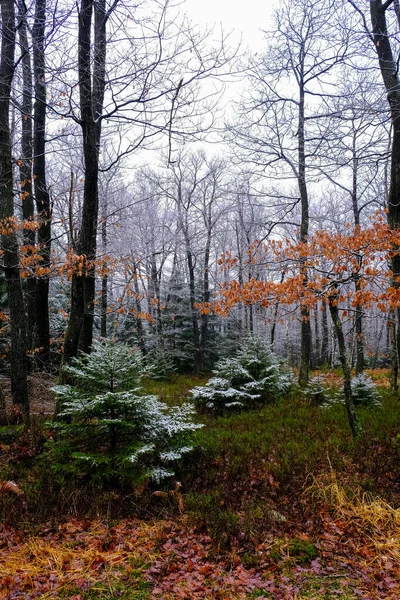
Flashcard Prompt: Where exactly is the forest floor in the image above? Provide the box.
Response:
[0,371,399,599]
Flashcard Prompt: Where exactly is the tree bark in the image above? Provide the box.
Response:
[370,0,400,386]
[0,0,29,417]
[328,293,362,438]
[199,210,212,371]
[32,0,51,366]
[63,0,107,361]
[18,0,36,354]
[298,66,311,386]
[100,195,107,338]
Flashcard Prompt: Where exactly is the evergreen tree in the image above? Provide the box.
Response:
[145,347,177,381]
[51,340,202,483]
[191,335,293,414]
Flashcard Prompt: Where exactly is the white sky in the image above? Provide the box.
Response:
[183,0,277,50]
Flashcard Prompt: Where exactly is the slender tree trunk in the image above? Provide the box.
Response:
[18,0,36,354]
[0,0,29,417]
[328,293,362,438]
[63,0,107,361]
[199,219,212,371]
[312,304,320,368]
[321,298,330,365]
[370,0,400,389]
[100,196,107,338]
[186,244,200,374]
[298,73,311,386]
[389,311,398,393]
[350,144,364,375]
[271,271,285,349]
[132,261,146,352]
[32,0,51,367]
[177,183,201,374]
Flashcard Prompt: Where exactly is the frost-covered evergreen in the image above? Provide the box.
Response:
[303,376,330,406]
[145,347,177,380]
[351,373,381,407]
[321,373,381,409]
[50,340,202,483]
[191,335,293,414]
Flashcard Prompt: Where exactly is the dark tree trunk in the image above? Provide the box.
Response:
[63,0,107,361]
[370,0,400,388]
[350,145,364,375]
[32,0,51,366]
[389,312,398,393]
[312,304,320,368]
[298,74,311,386]
[132,261,146,352]
[0,0,29,417]
[187,245,200,374]
[100,196,107,338]
[271,271,285,349]
[148,250,162,340]
[199,219,212,371]
[329,293,362,438]
[18,0,36,354]
[321,298,330,365]
[177,183,201,375]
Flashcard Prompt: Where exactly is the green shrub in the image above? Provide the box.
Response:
[145,347,177,381]
[191,335,293,414]
[49,340,202,484]
[303,376,330,406]
[351,373,381,407]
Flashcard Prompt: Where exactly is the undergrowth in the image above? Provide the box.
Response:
[0,375,399,547]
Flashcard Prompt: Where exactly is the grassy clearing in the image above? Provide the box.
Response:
[179,388,399,547]
[140,373,208,405]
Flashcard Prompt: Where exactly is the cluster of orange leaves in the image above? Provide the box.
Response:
[201,220,400,317]
[3,213,399,323]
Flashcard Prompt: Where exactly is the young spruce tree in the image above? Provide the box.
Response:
[51,340,202,484]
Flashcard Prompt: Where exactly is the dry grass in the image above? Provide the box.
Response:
[306,471,400,563]
[0,519,164,599]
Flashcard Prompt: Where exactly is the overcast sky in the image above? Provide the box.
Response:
[183,0,277,50]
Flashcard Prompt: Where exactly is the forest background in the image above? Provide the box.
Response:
[1,1,400,598]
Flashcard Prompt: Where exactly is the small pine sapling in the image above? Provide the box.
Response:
[303,376,330,406]
[322,373,381,409]
[146,347,177,380]
[191,335,293,414]
[50,340,202,484]
[351,373,381,408]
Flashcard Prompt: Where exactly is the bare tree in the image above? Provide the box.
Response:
[0,0,29,415]
[61,0,236,362]
[230,0,351,384]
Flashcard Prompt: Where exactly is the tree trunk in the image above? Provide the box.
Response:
[389,311,398,393]
[370,0,400,388]
[63,0,107,361]
[199,218,212,371]
[18,0,36,355]
[298,74,311,386]
[350,140,365,375]
[321,298,330,365]
[32,0,51,367]
[0,0,29,417]
[328,294,362,438]
[132,261,146,352]
[100,196,107,338]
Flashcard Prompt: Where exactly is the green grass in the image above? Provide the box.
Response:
[1,373,399,537]
[140,373,208,406]
[179,388,400,545]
